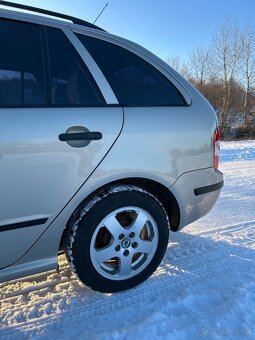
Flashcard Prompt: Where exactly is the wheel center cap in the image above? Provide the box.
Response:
[121,238,131,249]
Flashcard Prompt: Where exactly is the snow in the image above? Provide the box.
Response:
[221,140,255,162]
[0,140,255,339]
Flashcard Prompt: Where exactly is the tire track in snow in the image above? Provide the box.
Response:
[0,227,253,339]
[0,223,251,305]
[0,254,251,339]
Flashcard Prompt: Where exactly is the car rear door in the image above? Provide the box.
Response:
[0,20,122,268]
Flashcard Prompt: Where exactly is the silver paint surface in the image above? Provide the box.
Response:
[0,8,223,282]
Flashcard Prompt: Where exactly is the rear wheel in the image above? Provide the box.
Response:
[65,185,169,293]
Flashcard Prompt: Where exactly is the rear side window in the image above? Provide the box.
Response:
[46,28,105,106]
[0,20,46,107]
[77,34,186,106]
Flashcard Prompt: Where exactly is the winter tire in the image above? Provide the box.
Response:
[65,185,169,293]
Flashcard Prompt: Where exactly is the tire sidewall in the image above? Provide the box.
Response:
[71,189,169,293]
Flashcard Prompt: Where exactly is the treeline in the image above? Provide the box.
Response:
[166,22,255,139]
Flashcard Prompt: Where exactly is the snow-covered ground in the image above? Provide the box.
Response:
[0,141,255,339]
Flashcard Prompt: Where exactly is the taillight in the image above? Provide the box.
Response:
[213,127,220,170]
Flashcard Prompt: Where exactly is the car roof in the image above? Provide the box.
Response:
[0,0,104,31]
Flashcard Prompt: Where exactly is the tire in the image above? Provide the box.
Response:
[65,185,169,293]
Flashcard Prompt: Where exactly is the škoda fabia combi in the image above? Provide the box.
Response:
[0,1,223,292]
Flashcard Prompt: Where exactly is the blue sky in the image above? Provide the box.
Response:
[2,0,255,61]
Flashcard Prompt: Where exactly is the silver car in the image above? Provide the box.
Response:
[0,2,223,292]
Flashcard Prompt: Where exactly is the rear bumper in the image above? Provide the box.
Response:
[169,168,223,230]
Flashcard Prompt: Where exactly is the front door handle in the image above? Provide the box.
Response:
[58,126,102,148]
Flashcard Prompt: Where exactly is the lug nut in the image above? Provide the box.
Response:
[119,234,124,240]
[115,245,121,252]
[123,250,129,257]
[132,242,138,249]
[129,232,135,238]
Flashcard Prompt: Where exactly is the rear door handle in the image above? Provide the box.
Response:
[58,126,102,148]
[59,132,102,142]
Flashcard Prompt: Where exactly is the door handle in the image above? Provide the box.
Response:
[58,126,102,148]
[59,132,102,142]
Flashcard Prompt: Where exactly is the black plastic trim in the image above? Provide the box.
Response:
[59,131,102,141]
[194,181,224,196]
[0,218,48,232]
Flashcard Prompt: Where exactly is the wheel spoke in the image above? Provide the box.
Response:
[137,239,154,254]
[132,211,148,235]
[103,215,124,239]
[119,255,132,276]
[93,245,115,264]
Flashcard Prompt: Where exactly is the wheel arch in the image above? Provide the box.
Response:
[60,177,180,251]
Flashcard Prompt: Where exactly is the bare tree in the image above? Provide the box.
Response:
[165,22,255,138]
[211,21,242,132]
[189,47,211,92]
[165,55,192,79]
[180,61,193,80]
[165,55,182,72]
[241,26,255,126]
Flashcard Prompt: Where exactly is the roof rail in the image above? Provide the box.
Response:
[0,0,105,31]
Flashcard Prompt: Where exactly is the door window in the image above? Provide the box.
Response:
[0,19,46,106]
[46,27,105,106]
